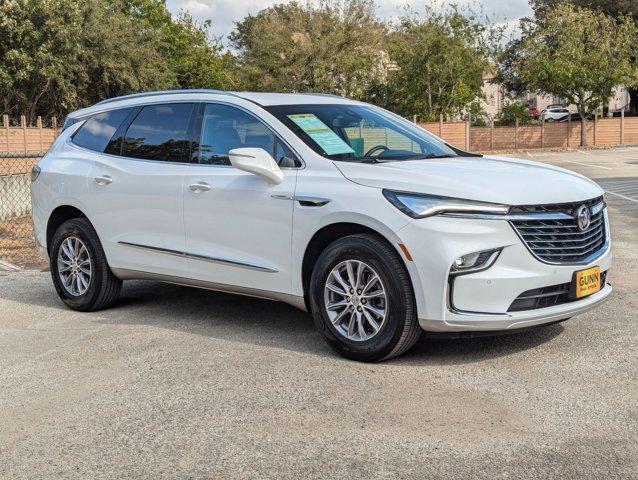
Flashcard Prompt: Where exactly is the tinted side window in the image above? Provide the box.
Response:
[198,104,276,166]
[121,103,194,162]
[71,108,132,152]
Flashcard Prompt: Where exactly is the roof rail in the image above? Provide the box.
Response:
[297,92,346,99]
[95,89,237,106]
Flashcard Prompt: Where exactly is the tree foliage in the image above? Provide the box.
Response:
[530,0,638,22]
[495,101,533,126]
[230,0,386,97]
[498,3,638,145]
[0,0,238,119]
[383,6,502,122]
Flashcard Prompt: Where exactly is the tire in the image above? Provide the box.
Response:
[309,234,421,362]
[50,218,122,311]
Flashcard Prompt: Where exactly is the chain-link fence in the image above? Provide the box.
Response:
[0,152,46,269]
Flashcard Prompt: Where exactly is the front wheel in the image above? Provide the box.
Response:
[50,218,122,311]
[309,234,421,362]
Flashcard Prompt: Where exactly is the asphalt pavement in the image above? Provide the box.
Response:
[0,148,636,479]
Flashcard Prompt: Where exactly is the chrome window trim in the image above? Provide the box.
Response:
[117,241,279,273]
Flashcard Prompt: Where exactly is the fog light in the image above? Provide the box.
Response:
[453,252,481,268]
[450,249,502,275]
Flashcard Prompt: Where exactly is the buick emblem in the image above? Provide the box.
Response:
[575,205,591,231]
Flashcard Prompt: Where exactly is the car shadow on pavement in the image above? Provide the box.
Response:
[103,280,564,365]
[397,324,564,366]
[4,276,564,365]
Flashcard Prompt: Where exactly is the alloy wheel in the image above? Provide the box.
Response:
[323,260,387,342]
[57,236,92,296]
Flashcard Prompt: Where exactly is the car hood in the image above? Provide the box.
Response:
[334,155,604,205]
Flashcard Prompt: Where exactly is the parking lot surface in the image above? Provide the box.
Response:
[1,148,637,479]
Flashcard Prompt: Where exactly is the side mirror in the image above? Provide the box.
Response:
[228,147,283,185]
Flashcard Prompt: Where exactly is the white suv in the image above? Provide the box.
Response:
[30,90,612,361]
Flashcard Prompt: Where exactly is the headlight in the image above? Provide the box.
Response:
[383,190,509,219]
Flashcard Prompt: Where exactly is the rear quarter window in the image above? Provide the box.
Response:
[71,108,133,152]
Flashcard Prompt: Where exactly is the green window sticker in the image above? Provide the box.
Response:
[287,114,355,155]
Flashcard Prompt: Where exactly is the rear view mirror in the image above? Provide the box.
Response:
[228,148,283,185]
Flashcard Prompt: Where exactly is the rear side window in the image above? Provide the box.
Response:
[120,103,194,162]
[71,108,132,152]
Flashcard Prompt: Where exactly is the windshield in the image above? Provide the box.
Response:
[264,104,457,162]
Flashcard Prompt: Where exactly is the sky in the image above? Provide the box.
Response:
[165,0,533,43]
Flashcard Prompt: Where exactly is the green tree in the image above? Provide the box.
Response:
[530,0,638,113]
[0,0,84,119]
[386,6,502,121]
[109,0,241,90]
[530,0,638,22]
[161,13,241,90]
[0,0,238,119]
[499,4,638,146]
[230,0,386,97]
[75,0,174,110]
[494,101,533,126]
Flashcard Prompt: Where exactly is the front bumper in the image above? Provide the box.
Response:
[395,211,612,332]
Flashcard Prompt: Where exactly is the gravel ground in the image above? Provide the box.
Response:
[0,150,636,479]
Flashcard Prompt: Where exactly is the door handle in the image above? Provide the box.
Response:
[189,182,212,193]
[94,175,112,185]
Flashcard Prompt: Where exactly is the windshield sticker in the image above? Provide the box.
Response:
[287,114,355,155]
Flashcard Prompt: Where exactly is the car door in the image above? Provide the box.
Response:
[86,102,196,278]
[182,102,299,294]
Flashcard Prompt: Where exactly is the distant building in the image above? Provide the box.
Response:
[480,73,631,119]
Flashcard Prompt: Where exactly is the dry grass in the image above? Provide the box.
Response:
[0,215,47,269]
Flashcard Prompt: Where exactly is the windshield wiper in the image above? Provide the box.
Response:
[406,153,458,160]
[339,157,390,164]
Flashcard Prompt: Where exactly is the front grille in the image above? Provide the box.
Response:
[508,272,607,312]
[510,197,607,263]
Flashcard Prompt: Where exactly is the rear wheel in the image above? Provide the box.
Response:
[50,218,122,311]
[309,234,421,362]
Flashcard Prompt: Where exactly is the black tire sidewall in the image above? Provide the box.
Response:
[50,219,104,310]
[309,235,415,361]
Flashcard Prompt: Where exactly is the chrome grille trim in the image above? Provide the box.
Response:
[509,197,608,265]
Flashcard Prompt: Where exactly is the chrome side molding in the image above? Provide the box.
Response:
[111,267,307,311]
[117,241,279,273]
[270,194,331,206]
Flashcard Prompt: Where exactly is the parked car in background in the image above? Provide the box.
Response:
[30,90,612,361]
[541,107,571,122]
[559,112,594,123]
